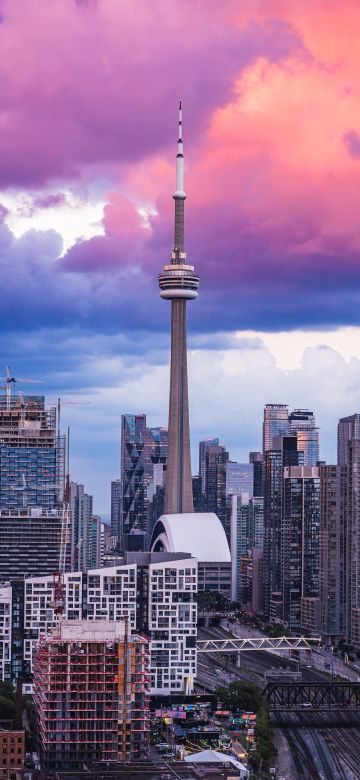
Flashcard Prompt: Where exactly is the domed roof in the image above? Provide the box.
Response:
[150,512,230,562]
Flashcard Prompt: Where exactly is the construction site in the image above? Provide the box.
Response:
[33,620,151,771]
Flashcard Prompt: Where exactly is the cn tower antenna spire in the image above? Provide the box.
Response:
[159,104,200,514]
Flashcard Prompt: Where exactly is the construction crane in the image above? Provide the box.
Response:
[0,366,42,411]
[54,397,91,438]
[52,427,72,635]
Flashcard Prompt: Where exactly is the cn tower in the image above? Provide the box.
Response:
[159,103,199,514]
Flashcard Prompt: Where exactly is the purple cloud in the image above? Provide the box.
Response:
[343,130,360,159]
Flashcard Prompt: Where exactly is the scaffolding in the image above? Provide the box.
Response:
[33,621,150,772]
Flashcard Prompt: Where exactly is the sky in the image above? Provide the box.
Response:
[2,0,360,514]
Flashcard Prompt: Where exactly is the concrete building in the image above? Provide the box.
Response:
[158,103,199,514]
[33,620,150,771]
[151,512,231,598]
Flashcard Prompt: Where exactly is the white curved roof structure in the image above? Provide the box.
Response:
[150,512,231,562]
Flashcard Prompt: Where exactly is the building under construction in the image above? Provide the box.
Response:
[33,620,150,772]
[0,393,65,511]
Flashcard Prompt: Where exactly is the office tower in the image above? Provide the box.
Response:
[159,103,199,514]
[120,415,167,552]
[289,408,319,465]
[262,404,289,453]
[199,437,219,495]
[198,439,228,518]
[33,620,150,771]
[70,481,97,571]
[0,394,64,510]
[319,464,343,643]
[0,507,64,580]
[226,462,254,498]
[20,552,197,696]
[231,494,251,602]
[282,466,320,632]
[110,479,121,539]
[146,462,166,545]
[262,435,303,621]
[249,451,263,497]
[337,413,360,466]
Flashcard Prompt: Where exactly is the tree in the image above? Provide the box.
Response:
[217,681,262,713]
[0,696,15,720]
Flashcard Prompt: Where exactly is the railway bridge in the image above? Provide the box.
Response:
[263,681,360,712]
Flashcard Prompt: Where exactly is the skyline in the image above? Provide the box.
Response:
[2,0,360,511]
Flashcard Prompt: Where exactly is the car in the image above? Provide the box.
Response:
[301,702,312,708]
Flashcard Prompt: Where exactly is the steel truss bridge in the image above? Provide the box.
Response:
[196,636,320,653]
[263,682,360,711]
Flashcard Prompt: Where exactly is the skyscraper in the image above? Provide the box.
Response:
[289,408,319,466]
[282,466,320,632]
[120,414,167,551]
[159,103,199,514]
[0,394,64,510]
[70,481,97,571]
[262,404,289,454]
[110,478,121,539]
[337,413,360,466]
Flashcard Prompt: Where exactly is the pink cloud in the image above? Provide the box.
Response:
[0,0,303,187]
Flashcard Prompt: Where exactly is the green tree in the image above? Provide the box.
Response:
[0,696,15,720]
[217,681,262,713]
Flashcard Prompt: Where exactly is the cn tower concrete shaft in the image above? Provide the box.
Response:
[158,103,199,514]
[165,298,193,514]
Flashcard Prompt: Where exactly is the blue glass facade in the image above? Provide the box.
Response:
[0,394,63,510]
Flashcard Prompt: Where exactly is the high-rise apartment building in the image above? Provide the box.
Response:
[249,452,263,497]
[198,437,219,495]
[0,507,65,580]
[340,438,360,645]
[289,408,319,466]
[262,404,289,453]
[282,466,320,632]
[110,479,121,540]
[263,436,304,621]
[337,413,360,466]
[120,414,167,552]
[0,585,11,682]
[0,394,64,510]
[319,464,343,642]
[34,620,150,771]
[6,552,197,695]
[70,482,100,571]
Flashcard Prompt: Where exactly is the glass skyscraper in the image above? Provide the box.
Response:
[0,394,64,510]
[289,408,319,466]
[120,414,167,552]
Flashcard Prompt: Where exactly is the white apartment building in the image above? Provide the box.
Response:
[18,553,197,695]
